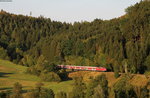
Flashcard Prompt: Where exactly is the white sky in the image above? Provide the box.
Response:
[0,0,141,23]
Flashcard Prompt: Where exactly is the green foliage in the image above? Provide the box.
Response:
[46,63,58,72]
[62,40,73,56]
[114,71,120,79]
[69,77,86,98]
[41,88,55,98]
[86,74,109,98]
[95,74,109,98]
[93,85,104,98]
[75,41,85,56]
[65,56,94,66]
[94,51,106,67]
[113,76,136,98]
[40,72,61,82]
[26,55,58,76]
[114,64,120,78]
[0,47,9,60]
[134,86,149,98]
[0,0,150,73]
[144,55,150,71]
[35,55,48,71]
[35,82,44,93]
[26,82,55,98]
[26,66,40,76]
[141,88,149,98]
[20,55,35,67]
[0,92,6,98]
[11,82,23,98]
[0,91,10,98]
[56,91,67,98]
[35,55,58,72]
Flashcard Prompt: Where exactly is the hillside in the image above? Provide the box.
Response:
[0,59,73,93]
[68,71,150,88]
[0,1,150,75]
[0,1,150,97]
[0,57,149,86]
[68,71,150,98]
[0,59,149,97]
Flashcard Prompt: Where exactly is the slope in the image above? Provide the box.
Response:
[0,59,73,93]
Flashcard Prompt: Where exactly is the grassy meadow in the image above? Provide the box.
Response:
[0,59,149,97]
[0,59,73,93]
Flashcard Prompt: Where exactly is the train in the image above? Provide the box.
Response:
[57,65,107,72]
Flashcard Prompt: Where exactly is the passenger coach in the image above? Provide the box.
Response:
[57,65,107,72]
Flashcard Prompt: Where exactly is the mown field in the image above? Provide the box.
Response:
[0,59,73,93]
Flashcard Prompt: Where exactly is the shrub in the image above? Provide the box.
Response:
[25,83,55,98]
[42,88,55,98]
[0,47,9,60]
[40,72,61,82]
[11,82,23,98]
[0,91,10,98]
[113,76,136,98]
[114,64,120,78]
[26,66,40,76]
[55,91,67,98]
[114,71,120,78]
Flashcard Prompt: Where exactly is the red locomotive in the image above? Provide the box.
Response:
[57,65,107,72]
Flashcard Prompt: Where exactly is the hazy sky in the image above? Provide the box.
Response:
[0,0,141,23]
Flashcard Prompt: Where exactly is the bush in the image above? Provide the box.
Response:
[20,55,35,67]
[58,71,70,81]
[25,83,55,98]
[0,91,10,98]
[26,66,40,76]
[42,88,55,98]
[114,71,120,78]
[114,64,120,78]
[55,91,67,98]
[0,47,9,60]
[45,63,58,72]
[113,76,136,98]
[11,82,23,98]
[40,72,61,82]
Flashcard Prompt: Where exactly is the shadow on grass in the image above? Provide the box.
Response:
[59,71,73,81]
[0,72,13,77]
[0,86,31,93]
[0,87,13,91]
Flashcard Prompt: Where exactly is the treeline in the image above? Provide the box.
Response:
[0,1,150,74]
[0,74,149,98]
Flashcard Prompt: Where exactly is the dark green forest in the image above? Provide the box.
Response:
[0,0,150,74]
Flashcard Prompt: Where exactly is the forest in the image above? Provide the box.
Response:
[0,0,150,98]
[0,1,150,74]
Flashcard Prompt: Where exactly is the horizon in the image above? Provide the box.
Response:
[0,0,141,23]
